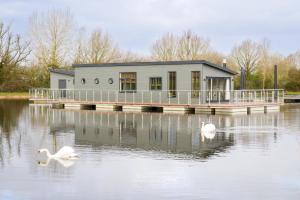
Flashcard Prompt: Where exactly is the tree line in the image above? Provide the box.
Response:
[0,9,300,92]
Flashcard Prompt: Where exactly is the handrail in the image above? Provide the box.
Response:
[29,88,285,105]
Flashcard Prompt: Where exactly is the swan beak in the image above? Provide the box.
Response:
[37,150,40,153]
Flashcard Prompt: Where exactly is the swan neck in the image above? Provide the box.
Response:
[45,150,53,158]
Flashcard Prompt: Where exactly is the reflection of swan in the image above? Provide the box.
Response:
[38,146,78,159]
[37,158,75,168]
[201,122,216,140]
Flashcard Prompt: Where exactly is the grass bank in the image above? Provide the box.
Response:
[0,92,29,99]
[286,91,300,95]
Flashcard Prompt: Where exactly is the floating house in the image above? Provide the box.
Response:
[42,60,283,114]
[49,60,237,103]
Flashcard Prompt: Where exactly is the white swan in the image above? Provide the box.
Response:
[201,122,216,140]
[38,146,78,159]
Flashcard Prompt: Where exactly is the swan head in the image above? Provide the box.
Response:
[37,148,49,154]
[201,122,205,127]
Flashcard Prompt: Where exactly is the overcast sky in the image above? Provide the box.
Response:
[0,0,299,56]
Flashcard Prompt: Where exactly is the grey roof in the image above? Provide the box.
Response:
[49,68,75,77]
[72,60,237,75]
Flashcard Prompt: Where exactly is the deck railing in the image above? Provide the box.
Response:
[29,88,285,105]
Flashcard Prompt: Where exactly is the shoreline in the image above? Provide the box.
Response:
[0,96,29,100]
[0,92,29,100]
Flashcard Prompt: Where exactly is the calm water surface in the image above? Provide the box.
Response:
[0,100,300,200]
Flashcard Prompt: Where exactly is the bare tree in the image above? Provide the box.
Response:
[29,9,75,67]
[287,51,300,69]
[0,23,31,68]
[151,33,177,61]
[73,29,121,64]
[177,30,211,60]
[231,40,263,75]
[121,51,146,62]
[0,22,31,90]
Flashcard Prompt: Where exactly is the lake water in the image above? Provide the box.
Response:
[0,100,300,200]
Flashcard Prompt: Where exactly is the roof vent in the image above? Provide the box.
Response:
[222,59,227,68]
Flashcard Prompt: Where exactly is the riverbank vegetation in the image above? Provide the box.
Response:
[0,9,300,92]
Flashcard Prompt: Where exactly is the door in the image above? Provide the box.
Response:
[206,77,230,102]
[58,79,67,98]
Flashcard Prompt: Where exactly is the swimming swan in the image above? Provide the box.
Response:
[201,122,216,140]
[38,146,78,159]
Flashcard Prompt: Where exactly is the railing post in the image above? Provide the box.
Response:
[116,91,118,103]
[208,91,211,105]
[125,91,127,104]
[133,92,135,104]
[218,91,220,104]
[151,91,153,104]
[188,91,191,105]
[198,91,201,105]
[93,90,95,102]
[178,91,180,104]
[100,90,103,102]
[108,90,110,102]
[142,91,144,104]
[159,91,162,104]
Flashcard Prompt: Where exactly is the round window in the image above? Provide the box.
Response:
[94,78,100,84]
[81,78,86,84]
[108,78,113,84]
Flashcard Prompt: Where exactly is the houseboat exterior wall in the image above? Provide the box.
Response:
[74,63,234,92]
[50,72,74,89]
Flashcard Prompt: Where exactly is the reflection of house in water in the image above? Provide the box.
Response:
[48,109,75,134]
[43,107,284,159]
[73,111,235,159]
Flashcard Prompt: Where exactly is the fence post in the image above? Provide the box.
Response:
[93,90,95,102]
[133,92,135,104]
[116,91,118,103]
[159,91,162,104]
[125,91,127,104]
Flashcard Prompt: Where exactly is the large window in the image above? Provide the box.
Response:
[191,71,201,97]
[168,72,176,97]
[149,77,162,90]
[120,72,136,92]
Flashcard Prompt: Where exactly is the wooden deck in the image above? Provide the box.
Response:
[31,98,282,115]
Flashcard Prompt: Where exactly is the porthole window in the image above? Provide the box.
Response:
[108,78,113,84]
[94,78,100,84]
[81,78,86,84]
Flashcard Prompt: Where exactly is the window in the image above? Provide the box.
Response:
[81,78,86,84]
[120,72,136,92]
[168,72,176,97]
[94,78,99,84]
[149,77,162,90]
[191,71,201,97]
